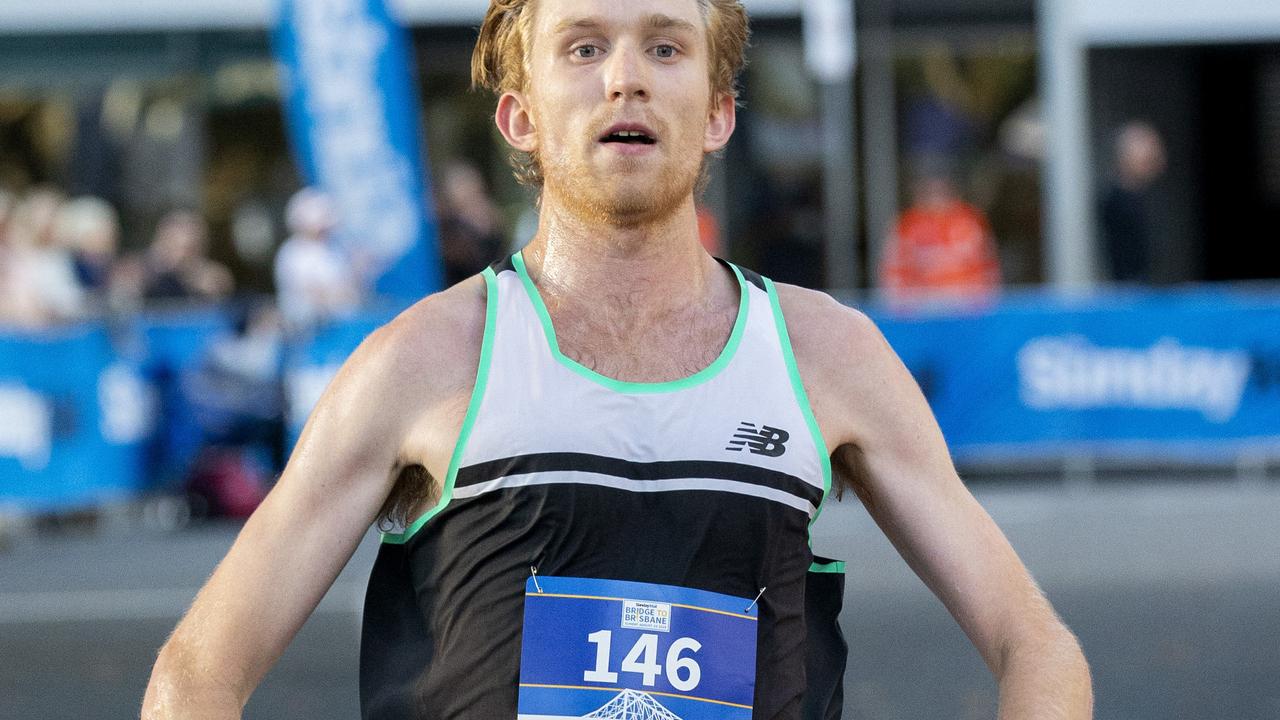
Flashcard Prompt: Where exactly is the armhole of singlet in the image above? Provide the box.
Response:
[381,267,500,545]
[761,276,834,540]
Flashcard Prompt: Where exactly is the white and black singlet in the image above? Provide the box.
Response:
[360,252,848,720]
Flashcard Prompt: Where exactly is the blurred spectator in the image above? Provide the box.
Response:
[56,196,120,298]
[436,161,504,286]
[229,199,278,293]
[1100,121,1167,283]
[2,187,87,325]
[879,160,1002,305]
[903,47,980,160]
[199,301,284,412]
[145,209,234,302]
[904,93,976,160]
[181,298,284,518]
[186,300,284,457]
[274,187,361,332]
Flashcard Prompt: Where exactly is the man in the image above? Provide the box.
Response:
[1099,121,1166,283]
[143,0,1092,718]
[274,187,363,332]
[879,159,1002,306]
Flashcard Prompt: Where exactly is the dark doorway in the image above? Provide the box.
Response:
[1197,43,1280,282]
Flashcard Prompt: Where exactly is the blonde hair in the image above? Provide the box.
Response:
[54,196,120,253]
[471,0,750,187]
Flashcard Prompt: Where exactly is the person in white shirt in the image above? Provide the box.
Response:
[273,187,362,332]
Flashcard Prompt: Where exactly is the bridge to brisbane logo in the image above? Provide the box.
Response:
[585,689,682,720]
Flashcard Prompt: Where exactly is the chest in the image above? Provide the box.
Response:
[549,304,736,383]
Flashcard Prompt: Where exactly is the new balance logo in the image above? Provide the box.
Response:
[726,422,789,457]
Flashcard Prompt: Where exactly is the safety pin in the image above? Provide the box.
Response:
[745,587,766,614]
[530,566,544,593]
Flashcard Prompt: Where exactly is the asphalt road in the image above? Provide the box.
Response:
[2,479,1278,719]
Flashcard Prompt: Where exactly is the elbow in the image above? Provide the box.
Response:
[1048,627,1091,692]
[1001,621,1090,676]
[142,644,179,719]
[982,580,1091,717]
[142,639,243,720]
[142,665,176,719]
[998,623,1094,714]
[142,642,194,720]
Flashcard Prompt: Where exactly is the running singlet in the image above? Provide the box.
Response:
[360,252,847,719]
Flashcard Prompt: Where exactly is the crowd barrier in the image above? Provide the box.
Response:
[0,323,151,513]
[869,286,1280,463]
[2,285,1278,513]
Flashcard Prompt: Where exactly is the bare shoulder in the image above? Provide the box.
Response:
[358,273,489,391]
[303,274,489,448]
[770,282,917,451]
[770,282,887,364]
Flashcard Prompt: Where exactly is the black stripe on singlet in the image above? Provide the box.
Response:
[454,451,824,507]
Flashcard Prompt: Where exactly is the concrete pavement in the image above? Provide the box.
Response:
[2,480,1277,718]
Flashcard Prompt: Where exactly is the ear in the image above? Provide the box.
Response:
[703,92,736,153]
[495,91,538,153]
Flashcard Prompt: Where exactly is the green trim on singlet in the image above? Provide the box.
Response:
[808,560,846,574]
[381,267,499,545]
[762,276,834,531]
[511,249,749,394]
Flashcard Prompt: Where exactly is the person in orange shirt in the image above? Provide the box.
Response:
[880,164,1001,306]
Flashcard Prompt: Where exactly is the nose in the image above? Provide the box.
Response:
[604,44,649,101]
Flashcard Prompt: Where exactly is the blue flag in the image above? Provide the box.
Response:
[273,0,442,303]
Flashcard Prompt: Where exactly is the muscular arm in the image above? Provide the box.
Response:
[779,286,1092,719]
[142,278,485,719]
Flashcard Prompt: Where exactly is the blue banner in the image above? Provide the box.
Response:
[274,0,441,303]
[868,286,1280,462]
[0,324,155,513]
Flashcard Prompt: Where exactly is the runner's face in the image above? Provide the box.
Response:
[503,0,734,224]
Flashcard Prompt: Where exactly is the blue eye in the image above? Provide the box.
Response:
[653,45,676,59]
[574,45,600,59]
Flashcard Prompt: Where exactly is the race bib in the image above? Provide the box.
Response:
[517,576,758,719]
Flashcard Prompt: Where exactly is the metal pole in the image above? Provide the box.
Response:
[820,79,859,290]
[858,18,898,293]
[1038,0,1096,289]
[804,0,859,291]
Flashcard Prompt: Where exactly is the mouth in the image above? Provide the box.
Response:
[599,124,658,146]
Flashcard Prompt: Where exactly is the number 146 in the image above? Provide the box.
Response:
[583,630,702,691]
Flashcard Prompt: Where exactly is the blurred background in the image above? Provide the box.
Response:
[0,0,1278,718]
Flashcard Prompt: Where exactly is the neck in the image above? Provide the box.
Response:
[520,193,722,315]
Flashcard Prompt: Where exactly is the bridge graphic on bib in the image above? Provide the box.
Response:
[584,689,683,720]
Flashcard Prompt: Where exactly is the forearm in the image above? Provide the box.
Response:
[995,629,1093,720]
